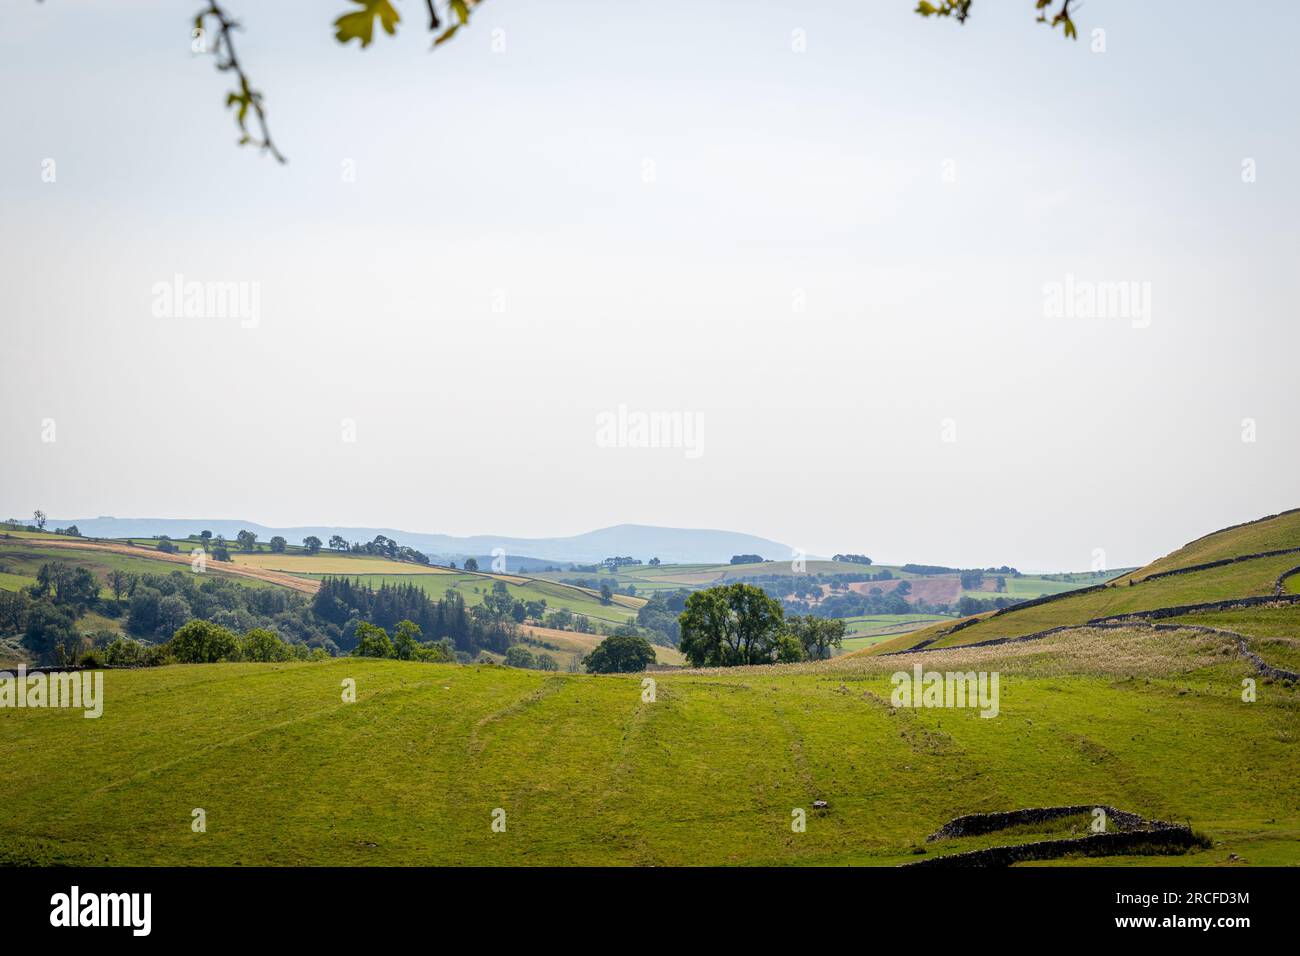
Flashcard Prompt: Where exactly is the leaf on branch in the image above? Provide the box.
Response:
[433,23,461,46]
[334,0,401,48]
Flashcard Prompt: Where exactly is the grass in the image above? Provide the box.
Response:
[0,540,278,598]
[1,625,1294,866]
[4,508,1296,867]
[517,625,687,669]
[869,550,1300,654]
[1122,508,1300,580]
[1167,603,1300,672]
[231,552,451,576]
[321,573,644,629]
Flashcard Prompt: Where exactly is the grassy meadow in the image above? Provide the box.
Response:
[1,623,1294,867]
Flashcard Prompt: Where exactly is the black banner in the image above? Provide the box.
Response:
[0,865,1277,941]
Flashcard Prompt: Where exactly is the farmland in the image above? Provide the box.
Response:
[0,621,1294,866]
[1,508,1298,866]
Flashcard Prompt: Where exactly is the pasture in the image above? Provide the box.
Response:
[1,623,1294,867]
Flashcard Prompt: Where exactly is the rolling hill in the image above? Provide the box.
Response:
[1,509,1296,866]
[42,518,795,566]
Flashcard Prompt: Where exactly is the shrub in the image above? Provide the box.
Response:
[169,620,240,663]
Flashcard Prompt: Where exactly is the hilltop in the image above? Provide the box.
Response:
[39,517,796,567]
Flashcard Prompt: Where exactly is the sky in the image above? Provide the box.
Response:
[1,0,1297,571]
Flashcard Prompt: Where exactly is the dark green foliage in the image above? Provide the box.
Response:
[583,633,656,673]
[678,583,786,667]
[169,620,240,663]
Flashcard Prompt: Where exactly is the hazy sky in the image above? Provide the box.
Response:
[2,1,1297,571]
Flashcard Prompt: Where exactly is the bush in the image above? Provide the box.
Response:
[240,627,291,662]
[169,620,240,663]
[583,633,656,673]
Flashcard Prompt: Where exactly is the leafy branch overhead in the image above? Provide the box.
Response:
[192,0,1074,163]
[915,0,1079,39]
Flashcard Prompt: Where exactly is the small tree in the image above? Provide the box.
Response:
[170,620,240,663]
[463,557,479,572]
[583,633,656,673]
[303,535,323,554]
[33,510,47,530]
[269,536,288,553]
[504,645,537,669]
[393,619,422,660]
[236,529,258,551]
[353,621,394,658]
[240,627,290,662]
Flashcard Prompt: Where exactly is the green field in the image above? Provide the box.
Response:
[0,539,277,599]
[1,622,1294,866]
[3,509,1300,866]
[872,550,1300,654]
[319,572,643,629]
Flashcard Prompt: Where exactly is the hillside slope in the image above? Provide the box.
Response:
[858,508,1300,656]
[2,636,1295,866]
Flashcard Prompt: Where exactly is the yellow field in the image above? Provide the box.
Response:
[519,624,686,667]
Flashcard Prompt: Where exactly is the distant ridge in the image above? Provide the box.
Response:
[44,517,795,566]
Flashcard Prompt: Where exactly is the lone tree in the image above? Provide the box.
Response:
[678,583,786,668]
[303,535,323,553]
[583,633,656,674]
[32,510,46,531]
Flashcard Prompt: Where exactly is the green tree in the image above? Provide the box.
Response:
[353,621,394,658]
[269,536,287,553]
[786,615,846,661]
[155,594,192,639]
[33,509,46,530]
[463,557,479,572]
[393,619,422,660]
[303,535,323,554]
[599,582,613,605]
[170,619,240,663]
[240,627,290,662]
[582,633,656,673]
[678,583,785,667]
[22,602,80,664]
[329,534,348,551]
[107,570,132,606]
[236,529,258,551]
[504,645,536,669]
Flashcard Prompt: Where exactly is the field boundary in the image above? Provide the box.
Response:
[2,536,319,594]
[881,596,1300,681]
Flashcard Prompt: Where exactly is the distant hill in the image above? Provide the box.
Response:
[46,517,795,566]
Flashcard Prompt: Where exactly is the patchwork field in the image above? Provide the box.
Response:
[322,572,644,629]
[0,537,288,595]
[2,508,1298,867]
[869,550,1300,654]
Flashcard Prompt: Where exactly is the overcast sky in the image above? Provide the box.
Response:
[2,0,1296,571]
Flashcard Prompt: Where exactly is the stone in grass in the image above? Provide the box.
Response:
[812,800,829,810]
